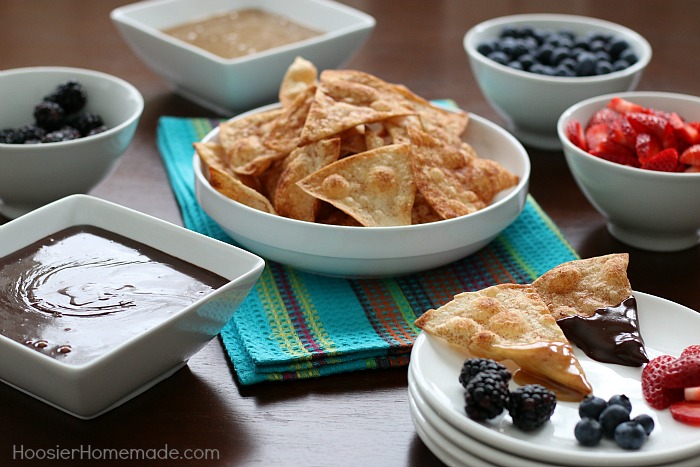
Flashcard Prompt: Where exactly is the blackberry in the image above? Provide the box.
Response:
[464,371,510,421]
[507,384,557,431]
[42,126,81,143]
[14,124,45,144]
[459,358,511,388]
[34,101,66,131]
[0,128,19,144]
[44,79,87,114]
[87,125,108,136]
[69,112,104,136]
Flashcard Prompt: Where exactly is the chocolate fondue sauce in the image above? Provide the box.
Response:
[0,226,228,364]
[556,296,648,367]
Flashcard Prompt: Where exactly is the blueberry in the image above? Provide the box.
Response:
[508,61,524,71]
[579,395,608,420]
[608,394,633,412]
[487,51,510,65]
[517,53,536,70]
[613,59,630,71]
[614,421,647,450]
[599,404,631,438]
[550,47,571,65]
[633,414,655,436]
[477,40,498,56]
[575,52,597,76]
[575,418,604,446]
[609,38,630,58]
[595,61,614,75]
[621,49,639,65]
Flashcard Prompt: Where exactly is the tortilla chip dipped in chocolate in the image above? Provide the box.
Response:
[414,283,592,396]
[532,253,633,320]
[557,296,649,367]
[297,142,415,226]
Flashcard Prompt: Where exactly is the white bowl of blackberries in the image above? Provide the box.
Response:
[464,14,652,150]
[0,67,144,219]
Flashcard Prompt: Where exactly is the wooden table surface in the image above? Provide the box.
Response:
[2,1,700,465]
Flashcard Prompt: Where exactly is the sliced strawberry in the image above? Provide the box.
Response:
[669,112,700,148]
[680,144,700,166]
[626,112,677,149]
[588,107,623,127]
[663,354,700,388]
[642,355,685,409]
[635,132,662,164]
[685,387,700,401]
[681,345,700,358]
[566,120,588,151]
[591,140,640,167]
[641,147,680,172]
[685,165,700,173]
[585,123,610,152]
[607,97,645,114]
[608,118,637,148]
[669,401,700,426]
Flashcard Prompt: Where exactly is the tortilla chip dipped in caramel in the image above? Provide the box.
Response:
[414,284,593,396]
[532,253,633,320]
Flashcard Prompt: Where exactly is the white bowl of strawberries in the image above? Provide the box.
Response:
[558,91,700,252]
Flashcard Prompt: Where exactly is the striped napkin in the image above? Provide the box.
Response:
[156,116,579,385]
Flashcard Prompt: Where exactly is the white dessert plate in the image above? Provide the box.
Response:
[409,291,700,466]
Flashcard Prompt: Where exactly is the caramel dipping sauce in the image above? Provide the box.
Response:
[162,9,322,59]
[0,226,228,364]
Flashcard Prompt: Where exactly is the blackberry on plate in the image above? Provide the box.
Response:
[464,371,510,421]
[44,79,87,114]
[459,358,511,388]
[507,384,556,431]
[34,101,66,131]
[574,418,603,446]
[14,124,46,144]
[578,395,607,420]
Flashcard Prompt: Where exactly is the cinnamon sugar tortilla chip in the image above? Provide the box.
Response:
[264,85,316,154]
[208,165,276,214]
[297,143,415,226]
[299,71,415,144]
[194,142,260,191]
[409,128,518,219]
[275,138,341,221]
[532,253,633,320]
[279,56,318,108]
[218,108,287,176]
[414,284,592,395]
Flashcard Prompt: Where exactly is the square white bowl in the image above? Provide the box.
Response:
[111,0,375,115]
[0,195,264,419]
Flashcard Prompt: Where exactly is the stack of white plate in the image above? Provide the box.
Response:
[408,292,700,467]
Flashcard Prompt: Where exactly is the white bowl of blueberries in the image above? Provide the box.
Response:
[464,14,652,150]
[0,67,144,219]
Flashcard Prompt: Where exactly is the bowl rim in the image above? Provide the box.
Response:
[558,90,700,177]
[110,0,377,66]
[193,103,531,234]
[0,66,144,150]
[464,13,652,84]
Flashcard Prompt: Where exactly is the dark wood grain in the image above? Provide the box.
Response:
[1,1,699,465]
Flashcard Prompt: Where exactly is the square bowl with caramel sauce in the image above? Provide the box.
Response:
[0,195,264,419]
[110,0,376,115]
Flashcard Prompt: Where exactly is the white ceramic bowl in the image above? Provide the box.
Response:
[464,14,651,151]
[0,67,143,219]
[110,0,375,115]
[194,105,530,278]
[558,91,700,252]
[0,195,264,419]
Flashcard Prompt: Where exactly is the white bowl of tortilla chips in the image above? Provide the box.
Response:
[193,58,530,277]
